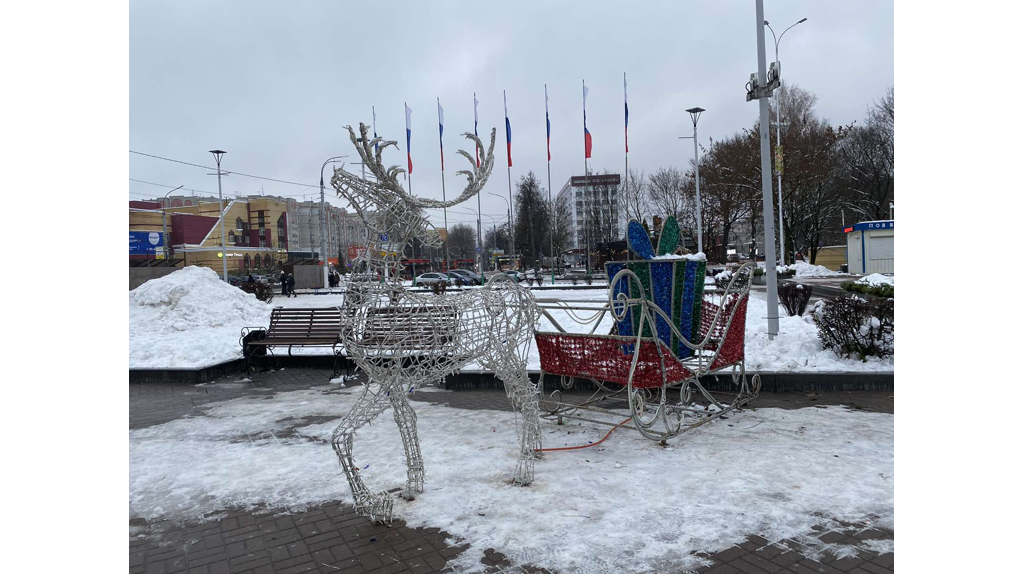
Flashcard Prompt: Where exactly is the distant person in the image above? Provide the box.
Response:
[286,273,296,297]
[280,271,288,296]
[247,273,255,284]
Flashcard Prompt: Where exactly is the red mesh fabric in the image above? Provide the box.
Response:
[535,333,693,389]
[707,295,748,371]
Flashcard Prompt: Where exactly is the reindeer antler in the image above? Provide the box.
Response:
[409,129,496,209]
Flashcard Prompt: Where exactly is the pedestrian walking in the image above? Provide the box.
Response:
[286,273,296,297]
[280,271,288,296]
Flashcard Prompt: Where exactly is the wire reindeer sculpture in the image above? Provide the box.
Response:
[330,123,542,524]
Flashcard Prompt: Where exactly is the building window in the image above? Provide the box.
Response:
[228,231,236,245]
[244,254,251,269]
[236,217,244,231]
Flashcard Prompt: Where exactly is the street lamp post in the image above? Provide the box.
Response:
[749,0,781,339]
[320,155,348,288]
[209,150,228,281]
[161,184,183,262]
[488,192,513,268]
[680,107,705,254]
[765,16,807,264]
[481,213,500,275]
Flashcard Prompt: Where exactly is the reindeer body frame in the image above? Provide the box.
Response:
[329,124,541,524]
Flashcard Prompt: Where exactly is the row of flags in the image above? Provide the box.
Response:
[394,75,632,176]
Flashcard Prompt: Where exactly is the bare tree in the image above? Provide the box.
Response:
[548,193,573,262]
[620,168,649,228]
[446,223,477,260]
[840,86,894,221]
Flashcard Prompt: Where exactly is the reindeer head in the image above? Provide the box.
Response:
[331,123,496,251]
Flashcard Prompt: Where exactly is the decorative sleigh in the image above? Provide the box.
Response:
[534,218,760,442]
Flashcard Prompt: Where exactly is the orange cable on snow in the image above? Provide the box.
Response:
[536,418,633,452]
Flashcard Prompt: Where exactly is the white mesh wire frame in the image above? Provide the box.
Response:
[329,124,542,524]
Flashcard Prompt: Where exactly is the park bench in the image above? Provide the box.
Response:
[357,304,458,353]
[240,307,344,377]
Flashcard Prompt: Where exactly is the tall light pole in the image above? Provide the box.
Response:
[320,155,348,288]
[481,213,500,274]
[488,192,512,267]
[209,150,228,281]
[680,107,705,254]
[161,184,183,261]
[765,16,807,264]
[748,0,781,338]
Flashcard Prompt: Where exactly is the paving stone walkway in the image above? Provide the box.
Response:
[130,368,893,573]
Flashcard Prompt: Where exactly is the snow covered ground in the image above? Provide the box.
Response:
[129,386,894,573]
[130,270,893,372]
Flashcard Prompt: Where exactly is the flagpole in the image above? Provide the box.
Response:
[583,79,591,274]
[624,72,629,233]
[437,97,450,271]
[545,83,555,284]
[474,92,483,275]
[504,90,516,270]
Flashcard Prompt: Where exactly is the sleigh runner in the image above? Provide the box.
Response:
[534,219,760,443]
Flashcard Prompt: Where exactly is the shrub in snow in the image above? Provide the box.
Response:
[714,269,733,290]
[779,282,813,316]
[840,281,894,299]
[239,281,275,303]
[812,296,894,360]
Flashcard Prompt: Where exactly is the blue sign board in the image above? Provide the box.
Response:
[380,233,389,242]
[845,220,894,233]
[129,231,164,255]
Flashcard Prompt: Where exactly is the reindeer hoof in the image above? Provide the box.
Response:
[511,461,535,486]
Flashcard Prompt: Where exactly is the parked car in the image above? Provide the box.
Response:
[447,269,482,286]
[414,272,451,287]
[726,253,741,263]
[503,270,524,283]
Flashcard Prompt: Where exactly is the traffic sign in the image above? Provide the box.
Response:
[380,233,389,242]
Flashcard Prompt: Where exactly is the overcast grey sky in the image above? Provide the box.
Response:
[129,1,893,229]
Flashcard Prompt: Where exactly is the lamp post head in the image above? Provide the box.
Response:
[209,150,227,165]
[798,17,808,23]
[686,107,705,126]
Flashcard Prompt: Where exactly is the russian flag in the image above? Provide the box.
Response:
[624,73,629,154]
[474,93,480,167]
[437,98,445,172]
[545,84,551,161]
[405,103,413,174]
[583,82,592,159]
[504,90,512,167]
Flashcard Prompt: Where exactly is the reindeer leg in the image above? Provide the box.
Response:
[331,383,396,524]
[389,390,425,500]
[494,356,542,486]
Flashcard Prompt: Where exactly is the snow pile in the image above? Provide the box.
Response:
[856,273,894,287]
[130,388,894,573]
[129,267,271,368]
[651,252,706,261]
[776,261,846,278]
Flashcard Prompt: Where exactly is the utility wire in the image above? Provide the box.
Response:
[130,150,321,189]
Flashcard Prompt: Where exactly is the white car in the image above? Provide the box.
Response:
[414,272,451,287]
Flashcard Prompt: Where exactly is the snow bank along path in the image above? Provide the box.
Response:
[129,386,894,573]
[129,267,272,368]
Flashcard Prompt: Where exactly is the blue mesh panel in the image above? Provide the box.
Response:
[651,261,673,348]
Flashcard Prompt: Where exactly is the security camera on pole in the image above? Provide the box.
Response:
[746,0,782,339]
